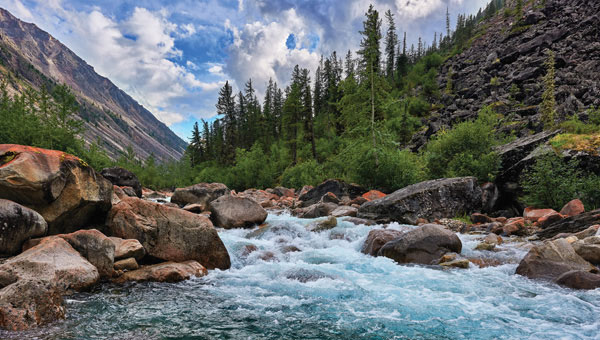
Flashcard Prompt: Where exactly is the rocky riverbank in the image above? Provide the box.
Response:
[1,144,600,331]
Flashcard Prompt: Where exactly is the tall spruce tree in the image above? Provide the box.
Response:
[357,5,383,166]
[384,10,398,83]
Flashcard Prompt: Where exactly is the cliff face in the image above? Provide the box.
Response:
[413,0,600,149]
[0,8,187,161]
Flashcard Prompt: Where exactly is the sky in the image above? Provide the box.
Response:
[0,0,489,141]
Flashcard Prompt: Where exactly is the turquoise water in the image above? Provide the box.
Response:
[3,213,600,340]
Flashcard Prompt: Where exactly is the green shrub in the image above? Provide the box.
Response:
[281,160,326,189]
[559,115,599,134]
[229,143,277,190]
[423,106,501,182]
[351,146,425,192]
[522,153,600,210]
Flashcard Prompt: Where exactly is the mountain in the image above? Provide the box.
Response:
[410,0,600,150]
[0,8,187,161]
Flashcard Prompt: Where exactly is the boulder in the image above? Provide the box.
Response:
[114,258,139,271]
[109,237,145,261]
[0,199,47,256]
[0,145,113,235]
[23,229,115,278]
[294,202,338,219]
[537,209,600,240]
[0,279,65,331]
[358,177,482,224]
[537,211,564,229]
[330,206,358,218]
[515,238,597,281]
[209,195,268,229]
[238,189,279,208]
[555,270,600,290]
[114,261,208,283]
[361,229,404,256]
[362,190,386,201]
[524,208,558,223]
[560,199,585,217]
[171,183,230,209]
[298,180,366,207]
[107,197,230,270]
[307,216,337,233]
[100,167,142,198]
[572,236,600,264]
[378,224,462,265]
[5,237,99,290]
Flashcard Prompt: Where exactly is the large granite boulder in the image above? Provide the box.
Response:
[0,199,47,256]
[515,238,597,282]
[0,145,113,235]
[24,229,115,278]
[361,229,404,256]
[209,195,268,229]
[114,261,208,283]
[107,197,230,270]
[378,224,462,265]
[0,237,99,330]
[357,177,482,224]
[298,179,366,207]
[171,183,230,209]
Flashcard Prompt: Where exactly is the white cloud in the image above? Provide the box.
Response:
[4,0,33,20]
[225,8,320,96]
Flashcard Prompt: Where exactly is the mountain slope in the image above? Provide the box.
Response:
[411,0,600,149]
[0,8,187,161]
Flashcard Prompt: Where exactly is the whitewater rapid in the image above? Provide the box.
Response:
[6,213,600,339]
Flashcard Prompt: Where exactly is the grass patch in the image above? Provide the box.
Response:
[550,133,600,155]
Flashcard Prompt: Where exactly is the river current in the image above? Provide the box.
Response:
[4,213,600,340]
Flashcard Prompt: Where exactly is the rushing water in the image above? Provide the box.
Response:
[4,213,600,340]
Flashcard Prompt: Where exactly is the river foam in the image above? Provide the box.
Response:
[4,213,600,339]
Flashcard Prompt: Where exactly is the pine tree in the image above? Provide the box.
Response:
[540,49,557,130]
[384,10,398,83]
[216,81,236,162]
[188,122,203,166]
[344,50,355,79]
[357,5,383,166]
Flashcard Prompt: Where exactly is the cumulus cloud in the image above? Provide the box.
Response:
[225,8,320,96]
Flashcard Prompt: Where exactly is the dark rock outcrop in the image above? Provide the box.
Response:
[0,199,47,256]
[378,224,462,265]
[537,209,600,240]
[0,145,113,235]
[298,180,366,207]
[209,195,268,229]
[107,197,230,270]
[100,167,142,198]
[171,183,230,209]
[357,177,482,224]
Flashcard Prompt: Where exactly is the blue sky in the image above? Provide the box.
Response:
[0,0,489,141]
